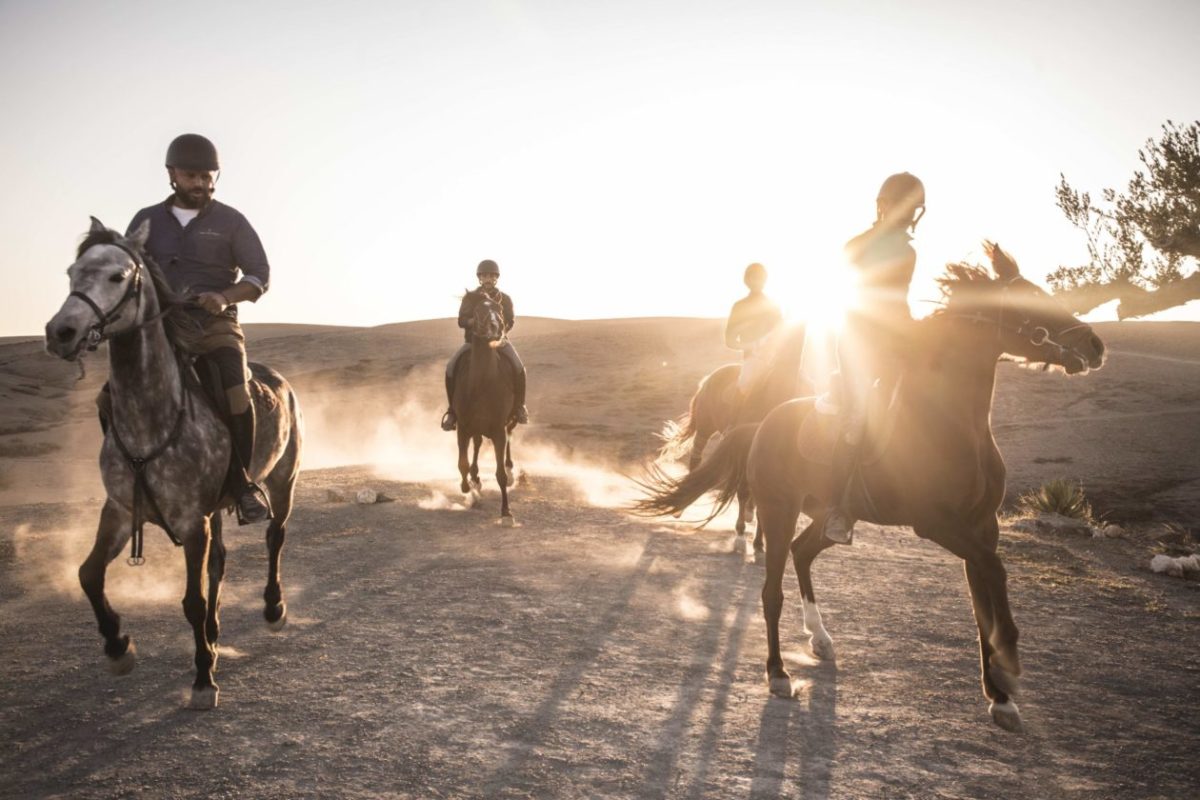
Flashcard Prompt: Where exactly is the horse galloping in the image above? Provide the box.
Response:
[637,244,1106,731]
[452,296,517,525]
[44,218,303,709]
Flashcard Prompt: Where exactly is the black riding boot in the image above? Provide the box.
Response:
[229,409,272,524]
[441,372,457,431]
[823,424,859,544]
[512,368,529,425]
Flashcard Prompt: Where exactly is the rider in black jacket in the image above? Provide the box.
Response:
[441,259,529,431]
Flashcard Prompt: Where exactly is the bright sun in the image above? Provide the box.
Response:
[780,255,857,334]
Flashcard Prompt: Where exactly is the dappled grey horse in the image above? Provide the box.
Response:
[44,218,303,709]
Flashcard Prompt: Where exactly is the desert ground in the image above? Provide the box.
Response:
[1,317,1198,799]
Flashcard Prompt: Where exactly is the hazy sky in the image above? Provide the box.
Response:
[3,0,1197,335]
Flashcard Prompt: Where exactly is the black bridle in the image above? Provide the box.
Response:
[951,277,1094,368]
[68,241,148,355]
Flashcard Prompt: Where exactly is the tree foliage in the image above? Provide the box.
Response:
[1051,120,1200,318]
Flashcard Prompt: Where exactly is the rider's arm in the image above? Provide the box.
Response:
[724,300,745,349]
[502,294,515,333]
[231,214,270,300]
[457,293,473,330]
[194,281,260,315]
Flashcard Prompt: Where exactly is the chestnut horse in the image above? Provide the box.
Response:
[636,244,1105,731]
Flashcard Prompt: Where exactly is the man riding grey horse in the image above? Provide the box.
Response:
[441,259,529,431]
[97,133,273,524]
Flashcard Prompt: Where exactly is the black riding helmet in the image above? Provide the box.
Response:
[166,134,220,171]
[476,259,500,277]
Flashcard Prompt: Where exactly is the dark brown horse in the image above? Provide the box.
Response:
[44,219,303,709]
[636,244,1105,731]
[656,323,809,552]
[452,296,517,525]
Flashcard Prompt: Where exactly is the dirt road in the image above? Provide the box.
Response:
[2,466,1197,799]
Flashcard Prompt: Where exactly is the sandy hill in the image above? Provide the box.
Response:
[2,317,1199,521]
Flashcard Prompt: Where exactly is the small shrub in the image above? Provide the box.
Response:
[1019,478,1093,521]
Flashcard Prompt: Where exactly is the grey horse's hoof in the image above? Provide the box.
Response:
[265,602,288,632]
[989,700,1022,732]
[106,640,137,675]
[189,685,219,710]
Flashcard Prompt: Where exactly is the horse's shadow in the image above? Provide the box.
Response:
[750,661,839,800]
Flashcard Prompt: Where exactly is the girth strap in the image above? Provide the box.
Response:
[110,406,188,565]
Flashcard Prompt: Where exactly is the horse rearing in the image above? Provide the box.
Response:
[44,218,303,709]
[452,296,517,525]
[636,243,1106,731]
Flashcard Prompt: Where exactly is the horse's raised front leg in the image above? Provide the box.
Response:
[78,500,136,674]
[263,473,295,632]
[790,518,837,661]
[181,518,218,709]
[494,430,514,525]
[205,512,226,646]
[921,520,1022,731]
[759,499,800,697]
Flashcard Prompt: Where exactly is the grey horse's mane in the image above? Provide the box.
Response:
[76,228,203,352]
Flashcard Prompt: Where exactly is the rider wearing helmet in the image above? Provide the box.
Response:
[440,259,529,431]
[110,133,273,524]
[823,172,924,544]
[725,262,783,397]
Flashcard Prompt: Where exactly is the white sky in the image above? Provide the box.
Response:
[2,0,1197,335]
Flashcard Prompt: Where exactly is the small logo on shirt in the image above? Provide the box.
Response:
[197,228,223,238]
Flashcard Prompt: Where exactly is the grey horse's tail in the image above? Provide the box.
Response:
[632,423,758,525]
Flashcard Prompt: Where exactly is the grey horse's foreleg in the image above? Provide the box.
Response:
[181,520,218,708]
[79,501,135,671]
[205,512,226,646]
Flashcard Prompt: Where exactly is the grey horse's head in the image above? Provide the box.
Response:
[45,217,152,360]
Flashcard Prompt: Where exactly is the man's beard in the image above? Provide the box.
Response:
[173,186,213,209]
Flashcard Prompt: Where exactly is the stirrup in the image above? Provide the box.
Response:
[236,483,273,525]
[441,410,457,431]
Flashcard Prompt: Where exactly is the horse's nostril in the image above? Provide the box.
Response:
[55,325,77,343]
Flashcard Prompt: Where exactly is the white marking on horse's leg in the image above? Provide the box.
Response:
[497,515,517,528]
[106,640,137,675]
[189,685,219,710]
[802,598,835,661]
[989,700,1022,732]
[732,533,751,555]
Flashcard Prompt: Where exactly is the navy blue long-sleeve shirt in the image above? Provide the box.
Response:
[127,197,270,302]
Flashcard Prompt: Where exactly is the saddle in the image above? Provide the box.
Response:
[800,374,902,466]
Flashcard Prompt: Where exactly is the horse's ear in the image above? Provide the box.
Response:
[89,216,107,234]
[127,219,151,249]
[984,240,1020,280]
